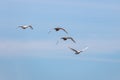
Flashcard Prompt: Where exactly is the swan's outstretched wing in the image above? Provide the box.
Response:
[60,28,68,34]
[28,25,33,30]
[67,37,76,43]
[17,26,24,29]
[68,47,78,53]
[81,47,88,52]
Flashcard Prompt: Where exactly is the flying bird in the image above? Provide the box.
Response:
[18,25,33,30]
[61,37,76,43]
[68,47,88,54]
[48,27,68,34]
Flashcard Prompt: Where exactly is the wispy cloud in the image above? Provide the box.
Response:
[87,39,120,53]
[0,39,120,63]
[76,39,120,54]
[0,40,64,56]
[0,39,119,56]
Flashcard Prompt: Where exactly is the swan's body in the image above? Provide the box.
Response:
[18,25,33,30]
[69,47,88,54]
[61,37,76,43]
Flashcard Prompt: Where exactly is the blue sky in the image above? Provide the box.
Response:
[0,0,120,80]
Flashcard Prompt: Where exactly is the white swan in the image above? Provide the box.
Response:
[18,25,33,30]
[68,47,88,54]
[61,37,76,43]
[49,27,68,34]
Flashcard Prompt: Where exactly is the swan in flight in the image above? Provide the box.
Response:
[18,25,33,30]
[48,27,68,34]
[68,47,88,54]
[61,37,76,43]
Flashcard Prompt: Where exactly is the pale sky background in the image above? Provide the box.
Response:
[0,0,120,80]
